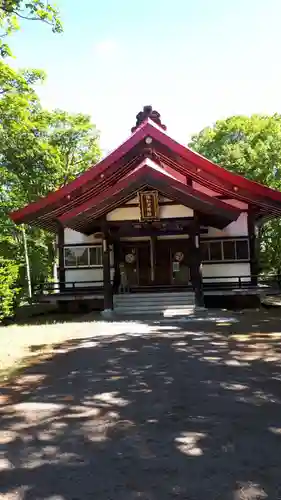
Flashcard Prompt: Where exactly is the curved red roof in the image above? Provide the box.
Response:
[10,117,281,231]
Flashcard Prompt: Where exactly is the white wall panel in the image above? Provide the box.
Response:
[107,203,193,221]
[203,213,248,238]
[106,206,140,221]
[65,268,114,288]
[159,205,193,218]
[64,228,102,244]
[202,262,250,283]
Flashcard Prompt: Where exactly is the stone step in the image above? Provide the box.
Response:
[114,306,196,316]
[114,298,195,306]
[114,302,195,309]
[114,292,194,299]
[113,292,196,315]
[114,295,195,303]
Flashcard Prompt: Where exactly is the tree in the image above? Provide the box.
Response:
[189,114,281,274]
[0,0,62,57]
[0,61,101,292]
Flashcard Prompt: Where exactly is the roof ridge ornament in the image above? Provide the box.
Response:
[131,105,167,133]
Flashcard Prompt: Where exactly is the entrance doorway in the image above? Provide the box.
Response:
[155,240,171,285]
[138,244,151,285]
[119,239,190,289]
[120,242,151,287]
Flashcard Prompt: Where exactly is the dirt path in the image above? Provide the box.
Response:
[1,311,281,499]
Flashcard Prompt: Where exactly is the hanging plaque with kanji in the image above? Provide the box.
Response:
[139,191,159,221]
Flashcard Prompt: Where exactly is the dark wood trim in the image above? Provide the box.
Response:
[62,242,102,247]
[247,210,258,286]
[117,229,191,238]
[57,222,65,291]
[202,260,250,265]
[213,195,236,200]
[159,201,181,206]
[61,166,240,233]
[102,221,113,310]
[151,235,156,282]
[190,212,204,307]
[108,216,194,225]
[120,200,180,208]
[63,265,114,270]
[112,238,121,293]
[201,235,249,241]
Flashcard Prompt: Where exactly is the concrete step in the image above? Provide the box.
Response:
[114,303,195,310]
[114,292,194,299]
[114,306,196,316]
[114,294,195,302]
[114,299,195,306]
[113,291,196,316]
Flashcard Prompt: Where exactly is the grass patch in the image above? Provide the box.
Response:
[0,310,95,385]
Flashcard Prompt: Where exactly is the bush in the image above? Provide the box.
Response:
[0,258,21,321]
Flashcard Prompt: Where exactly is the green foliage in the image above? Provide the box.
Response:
[189,114,281,273]
[0,61,101,290]
[0,0,62,56]
[0,257,21,320]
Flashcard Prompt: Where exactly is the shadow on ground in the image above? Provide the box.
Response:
[1,310,281,499]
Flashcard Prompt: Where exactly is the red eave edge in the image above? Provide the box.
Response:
[9,120,150,223]
[152,126,281,203]
[10,117,281,223]
[59,163,241,223]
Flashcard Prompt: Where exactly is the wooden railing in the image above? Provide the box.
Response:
[31,275,281,297]
[32,280,104,296]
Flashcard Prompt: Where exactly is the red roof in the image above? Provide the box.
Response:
[59,159,241,233]
[10,117,281,231]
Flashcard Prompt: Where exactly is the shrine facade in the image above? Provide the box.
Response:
[10,106,281,311]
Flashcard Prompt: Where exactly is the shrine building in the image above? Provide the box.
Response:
[10,106,281,315]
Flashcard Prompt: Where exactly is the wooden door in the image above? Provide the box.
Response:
[155,241,172,285]
[171,241,190,285]
[120,245,138,286]
[138,244,151,286]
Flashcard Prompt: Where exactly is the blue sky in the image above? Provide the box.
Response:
[8,0,281,153]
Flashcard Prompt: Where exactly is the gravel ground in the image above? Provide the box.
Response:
[1,309,281,499]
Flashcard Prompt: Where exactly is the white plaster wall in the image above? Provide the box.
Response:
[65,268,114,288]
[106,206,140,221]
[202,262,251,283]
[203,213,248,238]
[107,203,193,221]
[159,205,193,218]
[64,228,102,244]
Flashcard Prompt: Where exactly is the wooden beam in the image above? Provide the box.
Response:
[189,213,204,307]
[57,222,65,291]
[248,210,258,286]
[112,238,121,294]
[150,235,156,282]
[102,221,113,311]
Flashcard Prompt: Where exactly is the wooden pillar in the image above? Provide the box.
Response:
[102,229,113,312]
[150,235,156,282]
[57,222,65,292]
[190,214,204,307]
[112,238,121,294]
[248,210,258,286]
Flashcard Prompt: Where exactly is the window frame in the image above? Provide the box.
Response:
[64,245,103,268]
[201,238,249,263]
